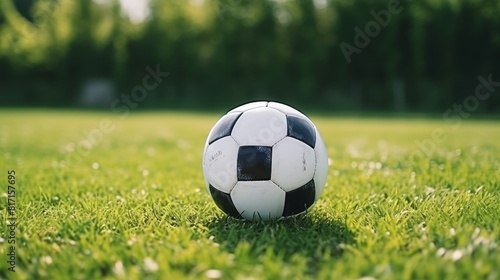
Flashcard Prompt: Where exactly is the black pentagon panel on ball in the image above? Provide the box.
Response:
[237,146,272,181]
[282,180,315,217]
[209,184,241,218]
[208,112,242,144]
[286,115,316,148]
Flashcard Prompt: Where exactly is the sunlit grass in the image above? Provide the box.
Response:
[0,110,499,279]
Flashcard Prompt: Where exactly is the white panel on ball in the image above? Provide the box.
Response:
[271,137,316,191]
[231,107,287,146]
[231,181,285,221]
[203,137,239,193]
[228,101,268,113]
[313,130,329,200]
[268,102,308,119]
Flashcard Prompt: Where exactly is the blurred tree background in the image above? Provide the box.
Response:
[0,0,499,111]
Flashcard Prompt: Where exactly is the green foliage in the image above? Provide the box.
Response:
[0,110,498,279]
[0,0,499,111]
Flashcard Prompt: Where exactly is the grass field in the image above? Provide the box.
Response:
[0,110,499,280]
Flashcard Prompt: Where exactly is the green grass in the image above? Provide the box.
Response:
[0,109,499,280]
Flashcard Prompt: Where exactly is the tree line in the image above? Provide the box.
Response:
[0,0,499,112]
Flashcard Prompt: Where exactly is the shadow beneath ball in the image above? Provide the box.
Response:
[205,214,355,269]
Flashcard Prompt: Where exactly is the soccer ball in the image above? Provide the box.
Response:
[202,101,328,221]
